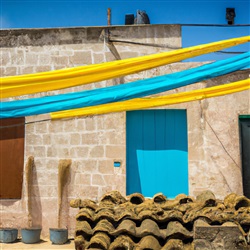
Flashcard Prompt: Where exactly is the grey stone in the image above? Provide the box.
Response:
[194,225,249,250]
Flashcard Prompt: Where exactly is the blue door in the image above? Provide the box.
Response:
[126,110,188,198]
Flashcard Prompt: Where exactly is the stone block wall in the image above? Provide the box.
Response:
[0,24,249,238]
[0,25,182,238]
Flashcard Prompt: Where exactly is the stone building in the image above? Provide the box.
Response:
[0,24,249,238]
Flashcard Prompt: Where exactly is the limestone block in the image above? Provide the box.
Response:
[70,133,81,145]
[52,134,70,145]
[88,44,104,53]
[74,160,98,173]
[35,65,51,73]
[5,67,17,75]
[93,53,105,64]
[25,53,39,65]
[0,199,25,211]
[70,51,92,65]
[31,185,57,198]
[0,51,10,65]
[63,119,78,132]
[103,174,115,185]
[26,134,43,145]
[48,120,64,133]
[11,50,25,65]
[32,171,57,186]
[76,119,85,130]
[107,131,125,145]
[120,51,139,59]
[46,159,59,169]
[106,145,125,159]
[85,118,96,131]
[99,186,114,196]
[39,197,57,215]
[115,175,126,194]
[20,66,34,74]
[82,133,99,144]
[0,66,5,76]
[89,146,104,158]
[103,174,125,192]
[38,54,51,64]
[46,146,70,158]
[25,122,35,134]
[51,55,69,66]
[92,174,105,186]
[69,146,89,158]
[62,44,84,51]
[59,50,75,57]
[95,115,105,130]
[75,173,91,186]
[98,160,115,174]
[70,185,99,200]
[26,145,35,155]
[104,51,116,62]
[33,146,46,157]
[42,134,51,144]
[35,122,48,134]
[104,113,125,130]
[0,211,27,228]
[98,132,110,144]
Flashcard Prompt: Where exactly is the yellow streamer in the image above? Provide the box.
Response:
[51,78,250,119]
[1,36,249,98]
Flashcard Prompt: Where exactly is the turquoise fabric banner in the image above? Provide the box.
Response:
[1,52,249,119]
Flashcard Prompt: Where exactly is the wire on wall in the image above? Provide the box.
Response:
[0,118,51,129]
[109,39,247,53]
[205,118,240,169]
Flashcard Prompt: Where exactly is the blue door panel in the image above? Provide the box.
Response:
[126,110,188,198]
[126,111,143,194]
[174,110,188,151]
[137,150,188,198]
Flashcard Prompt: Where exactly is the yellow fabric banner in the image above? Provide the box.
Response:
[1,36,249,98]
[51,78,250,119]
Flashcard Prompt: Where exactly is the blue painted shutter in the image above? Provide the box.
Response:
[126,110,188,198]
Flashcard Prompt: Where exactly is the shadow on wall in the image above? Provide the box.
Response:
[57,159,72,229]
[0,156,42,229]
[27,157,42,228]
[204,69,250,88]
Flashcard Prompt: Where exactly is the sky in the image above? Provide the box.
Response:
[1,0,250,61]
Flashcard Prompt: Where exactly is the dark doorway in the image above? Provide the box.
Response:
[239,116,250,198]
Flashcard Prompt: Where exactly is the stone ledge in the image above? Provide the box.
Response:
[0,24,181,47]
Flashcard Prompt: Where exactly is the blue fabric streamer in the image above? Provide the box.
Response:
[1,52,249,118]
